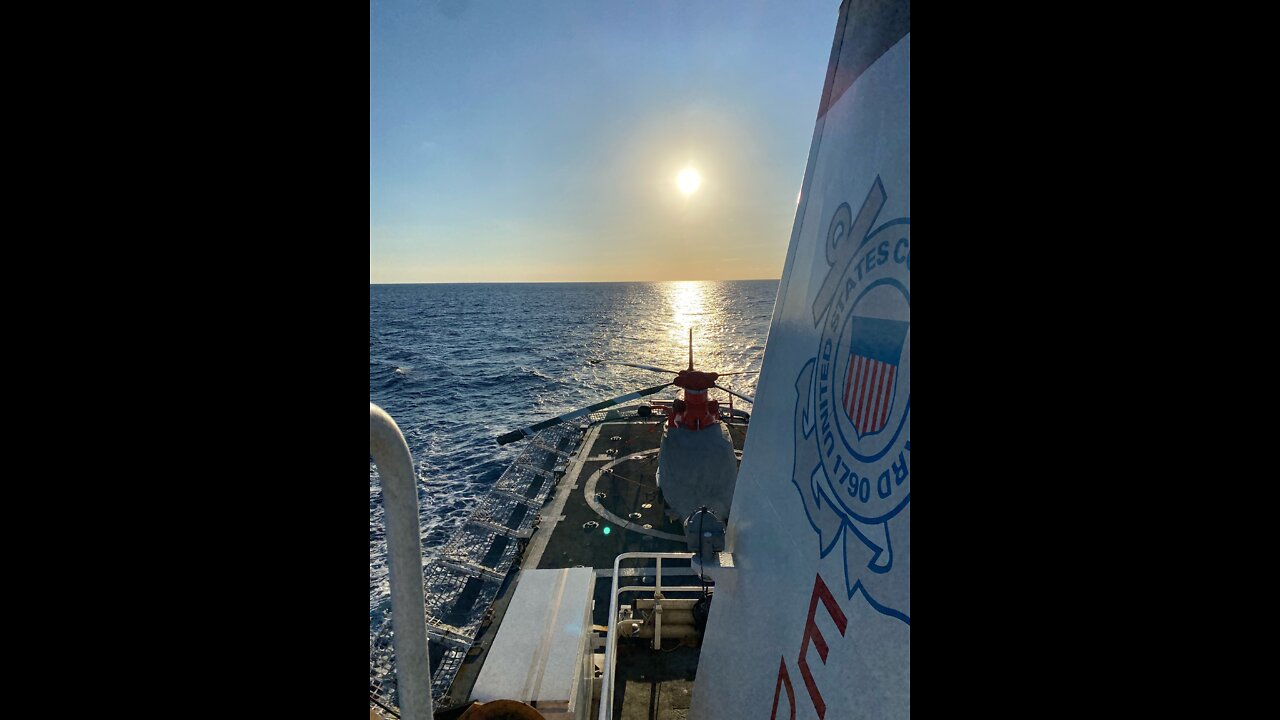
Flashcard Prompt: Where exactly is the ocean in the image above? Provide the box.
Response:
[368,279,778,657]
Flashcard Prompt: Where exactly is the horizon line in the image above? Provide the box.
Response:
[370,278,781,285]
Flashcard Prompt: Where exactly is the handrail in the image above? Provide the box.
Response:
[599,552,696,720]
[370,403,433,720]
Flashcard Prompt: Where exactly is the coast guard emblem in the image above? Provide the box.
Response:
[841,316,908,437]
[792,175,910,623]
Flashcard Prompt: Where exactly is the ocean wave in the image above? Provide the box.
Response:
[370,280,778,628]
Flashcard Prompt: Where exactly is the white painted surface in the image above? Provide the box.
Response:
[692,10,910,720]
[472,567,596,713]
[369,403,433,720]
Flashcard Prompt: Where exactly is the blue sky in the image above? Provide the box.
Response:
[371,0,838,282]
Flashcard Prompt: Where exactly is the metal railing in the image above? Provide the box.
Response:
[599,552,699,720]
[370,403,434,720]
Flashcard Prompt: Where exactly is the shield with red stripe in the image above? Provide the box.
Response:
[841,315,910,438]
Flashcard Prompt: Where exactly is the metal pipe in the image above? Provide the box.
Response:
[617,585,704,596]
[370,403,433,720]
[652,599,663,650]
[653,557,663,650]
[600,552,694,720]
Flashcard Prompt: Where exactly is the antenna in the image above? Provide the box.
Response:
[688,327,694,370]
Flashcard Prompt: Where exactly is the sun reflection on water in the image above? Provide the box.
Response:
[667,281,709,358]
[564,281,766,405]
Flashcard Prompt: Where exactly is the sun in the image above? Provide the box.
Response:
[677,167,702,195]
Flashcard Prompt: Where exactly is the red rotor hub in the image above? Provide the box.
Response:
[668,370,720,430]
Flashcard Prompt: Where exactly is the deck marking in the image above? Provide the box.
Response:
[584,450,686,542]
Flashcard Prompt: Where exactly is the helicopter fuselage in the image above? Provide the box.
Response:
[657,411,739,526]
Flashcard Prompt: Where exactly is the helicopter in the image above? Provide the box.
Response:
[495,329,757,555]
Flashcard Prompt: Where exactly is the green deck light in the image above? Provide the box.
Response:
[602,526,612,535]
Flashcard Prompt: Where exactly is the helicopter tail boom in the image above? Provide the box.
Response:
[496,382,673,445]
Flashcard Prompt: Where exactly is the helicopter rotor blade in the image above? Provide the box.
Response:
[586,359,682,375]
[715,370,760,376]
[496,382,674,446]
[714,384,755,405]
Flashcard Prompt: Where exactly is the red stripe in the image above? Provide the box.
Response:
[876,366,896,430]
[849,356,866,429]
[870,361,890,427]
[870,361,886,429]
[862,360,884,432]
[771,658,796,720]
[855,359,875,432]
[853,356,872,426]
[869,360,889,431]
[847,356,866,420]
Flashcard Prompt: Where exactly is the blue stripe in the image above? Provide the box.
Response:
[850,316,910,365]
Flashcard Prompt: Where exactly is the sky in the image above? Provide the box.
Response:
[370,0,839,283]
